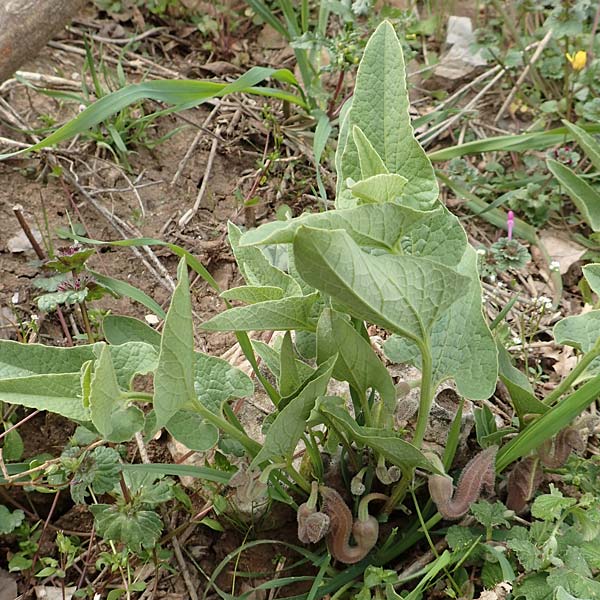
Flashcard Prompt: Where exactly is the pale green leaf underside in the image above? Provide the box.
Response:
[240,203,428,250]
[220,285,284,304]
[384,247,497,400]
[337,21,438,210]
[548,159,600,232]
[90,345,123,438]
[0,373,89,421]
[353,124,388,178]
[0,340,97,378]
[228,221,301,296]
[154,259,195,428]
[239,203,466,268]
[351,173,408,204]
[166,411,218,452]
[109,342,158,389]
[293,226,467,342]
[583,263,600,297]
[200,293,320,332]
[554,311,600,352]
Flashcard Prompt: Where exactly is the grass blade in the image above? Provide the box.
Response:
[0,68,305,160]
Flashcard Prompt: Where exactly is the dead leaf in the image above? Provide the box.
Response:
[0,569,17,600]
[7,228,42,254]
[257,24,287,49]
[539,231,586,275]
[35,587,77,600]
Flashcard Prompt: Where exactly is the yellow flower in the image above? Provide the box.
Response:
[566,50,587,71]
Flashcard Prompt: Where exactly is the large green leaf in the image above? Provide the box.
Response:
[193,353,254,414]
[220,285,284,304]
[293,226,466,342]
[582,263,600,296]
[548,159,600,232]
[239,203,428,250]
[109,342,159,389]
[102,315,161,347]
[154,258,195,428]
[200,293,320,332]
[250,356,336,467]
[0,340,96,378]
[90,344,147,441]
[317,309,396,418]
[89,344,124,438]
[165,411,219,452]
[336,21,437,210]
[383,247,497,399]
[318,397,438,472]
[0,373,88,421]
[554,311,600,352]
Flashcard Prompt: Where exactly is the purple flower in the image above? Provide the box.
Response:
[507,210,515,241]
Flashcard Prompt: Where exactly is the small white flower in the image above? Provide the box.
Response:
[11,292,19,305]
[488,274,497,283]
[30,314,39,322]
[549,260,561,272]
[476,248,487,256]
[512,335,521,345]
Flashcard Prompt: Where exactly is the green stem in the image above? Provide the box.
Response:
[79,300,94,343]
[381,470,409,515]
[122,392,153,401]
[412,342,434,449]
[193,402,261,457]
[543,339,600,406]
[285,458,311,493]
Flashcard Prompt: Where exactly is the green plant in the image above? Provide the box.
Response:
[4,21,600,598]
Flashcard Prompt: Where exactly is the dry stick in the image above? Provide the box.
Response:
[178,125,221,228]
[62,168,175,292]
[418,68,506,146]
[67,25,166,45]
[171,103,221,186]
[48,40,179,78]
[0,409,40,441]
[12,205,74,345]
[0,71,81,94]
[494,28,554,124]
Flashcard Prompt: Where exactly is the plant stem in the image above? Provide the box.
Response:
[79,300,94,343]
[412,342,434,449]
[285,458,311,493]
[381,470,409,515]
[543,339,600,406]
[193,401,261,457]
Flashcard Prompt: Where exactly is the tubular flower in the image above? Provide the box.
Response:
[566,50,587,71]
